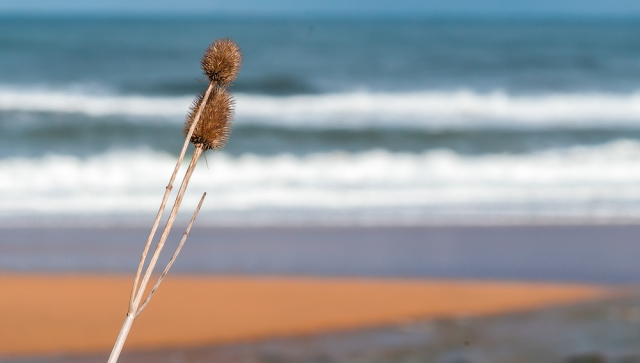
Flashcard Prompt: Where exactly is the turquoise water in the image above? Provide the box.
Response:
[3,17,640,223]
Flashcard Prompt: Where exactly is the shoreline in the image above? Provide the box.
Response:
[0,274,610,357]
[6,215,640,229]
[3,225,640,283]
[11,290,635,363]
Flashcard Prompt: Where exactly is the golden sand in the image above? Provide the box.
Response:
[0,274,608,356]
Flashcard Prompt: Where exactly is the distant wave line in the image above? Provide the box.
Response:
[3,87,640,128]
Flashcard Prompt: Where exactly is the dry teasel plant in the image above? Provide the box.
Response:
[201,38,242,87]
[107,39,241,363]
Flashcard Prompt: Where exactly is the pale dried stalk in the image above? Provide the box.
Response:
[128,82,214,313]
[113,82,212,363]
[107,191,206,363]
[136,191,207,316]
[132,146,204,311]
[107,313,134,363]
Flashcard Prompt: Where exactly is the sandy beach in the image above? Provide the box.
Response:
[0,225,633,359]
[0,274,608,357]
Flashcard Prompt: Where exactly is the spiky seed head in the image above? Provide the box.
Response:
[184,86,234,151]
[201,38,242,86]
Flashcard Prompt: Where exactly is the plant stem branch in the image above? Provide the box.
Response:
[128,82,213,313]
[132,146,204,311]
[136,192,207,316]
[107,187,206,363]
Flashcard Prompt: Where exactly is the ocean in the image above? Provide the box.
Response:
[3,17,640,226]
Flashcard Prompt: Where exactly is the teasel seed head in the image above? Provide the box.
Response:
[184,86,234,151]
[201,38,242,86]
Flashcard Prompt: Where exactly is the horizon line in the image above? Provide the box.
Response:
[3,11,640,22]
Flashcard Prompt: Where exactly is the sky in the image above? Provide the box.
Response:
[2,0,640,18]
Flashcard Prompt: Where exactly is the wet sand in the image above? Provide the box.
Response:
[0,274,608,357]
[4,225,640,283]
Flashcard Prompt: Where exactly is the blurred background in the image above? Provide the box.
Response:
[3,0,640,226]
[4,1,640,362]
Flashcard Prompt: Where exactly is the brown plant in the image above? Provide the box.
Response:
[201,38,242,86]
[107,38,241,363]
[184,86,234,151]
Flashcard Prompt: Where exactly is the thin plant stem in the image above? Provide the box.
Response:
[128,82,213,313]
[106,191,206,363]
[106,313,135,363]
[132,146,204,311]
[136,192,207,317]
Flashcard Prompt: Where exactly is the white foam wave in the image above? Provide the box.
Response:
[0,87,192,118]
[4,86,640,128]
[4,141,640,223]
[237,90,640,128]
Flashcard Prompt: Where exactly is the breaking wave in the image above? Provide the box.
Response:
[4,140,640,223]
[4,86,640,129]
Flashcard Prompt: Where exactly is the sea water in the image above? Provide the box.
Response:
[2,17,640,225]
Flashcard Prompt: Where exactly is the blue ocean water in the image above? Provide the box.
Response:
[2,17,640,224]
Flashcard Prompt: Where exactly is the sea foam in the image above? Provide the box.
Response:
[0,87,192,118]
[4,86,640,129]
[3,140,640,223]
